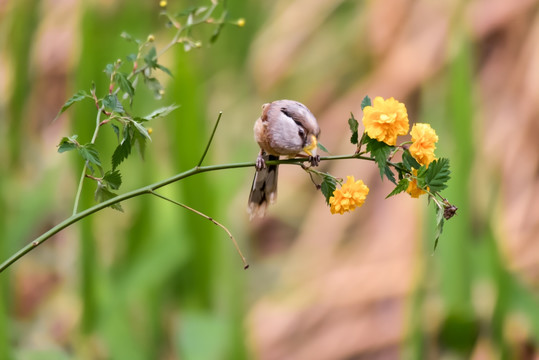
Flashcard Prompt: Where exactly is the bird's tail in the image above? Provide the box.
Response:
[248,154,279,219]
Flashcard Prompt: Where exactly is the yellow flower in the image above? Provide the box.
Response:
[159,0,167,7]
[406,169,427,198]
[329,176,369,215]
[362,96,409,146]
[409,123,438,166]
[237,18,246,27]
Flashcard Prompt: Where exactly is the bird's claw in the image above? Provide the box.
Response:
[256,153,266,171]
[309,155,320,167]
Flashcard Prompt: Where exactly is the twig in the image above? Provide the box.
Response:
[150,190,249,269]
[197,111,223,167]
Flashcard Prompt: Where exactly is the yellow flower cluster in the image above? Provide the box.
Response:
[329,176,369,215]
[409,123,438,166]
[362,96,409,146]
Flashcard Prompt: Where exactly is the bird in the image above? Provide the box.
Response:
[248,100,321,219]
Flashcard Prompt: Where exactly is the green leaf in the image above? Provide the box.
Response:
[111,123,120,142]
[348,113,359,145]
[78,144,101,166]
[433,202,445,251]
[104,63,115,77]
[114,72,135,98]
[176,6,198,17]
[103,170,122,190]
[156,63,173,77]
[144,46,158,68]
[144,77,164,99]
[133,129,148,160]
[417,158,451,193]
[131,120,151,141]
[120,31,140,44]
[57,135,79,153]
[111,132,132,170]
[402,150,420,170]
[360,95,372,110]
[126,53,137,62]
[55,91,88,119]
[366,137,394,181]
[103,94,125,113]
[386,178,409,199]
[320,176,337,205]
[317,142,330,154]
[143,104,180,120]
[210,22,225,43]
[94,183,123,212]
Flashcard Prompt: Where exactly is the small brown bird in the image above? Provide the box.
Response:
[248,100,321,218]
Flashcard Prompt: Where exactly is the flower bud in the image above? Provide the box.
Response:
[147,34,155,42]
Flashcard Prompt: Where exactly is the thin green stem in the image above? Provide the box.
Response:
[72,106,104,215]
[197,111,223,167]
[0,154,364,273]
[0,152,411,273]
[150,190,249,269]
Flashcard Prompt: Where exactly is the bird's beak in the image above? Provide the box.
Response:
[303,135,318,156]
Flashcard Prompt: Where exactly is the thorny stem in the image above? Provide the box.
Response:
[0,153,379,274]
[150,190,249,269]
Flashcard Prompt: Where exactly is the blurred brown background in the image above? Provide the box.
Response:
[1,0,539,359]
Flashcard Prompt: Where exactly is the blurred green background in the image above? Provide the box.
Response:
[2,0,539,359]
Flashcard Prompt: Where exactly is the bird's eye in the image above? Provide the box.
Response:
[298,127,306,139]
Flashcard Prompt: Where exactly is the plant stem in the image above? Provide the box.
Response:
[197,111,222,167]
[72,106,104,215]
[0,153,368,273]
[150,190,249,269]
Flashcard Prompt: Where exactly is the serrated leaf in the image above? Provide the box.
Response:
[348,113,359,145]
[111,132,132,170]
[317,142,330,154]
[114,72,135,98]
[366,137,394,181]
[417,158,451,193]
[360,95,372,110]
[402,150,420,170]
[386,178,410,199]
[78,144,101,167]
[320,176,337,205]
[144,104,180,120]
[56,91,88,119]
[433,203,445,251]
[94,184,123,212]
[103,170,122,190]
[103,94,125,113]
[57,135,79,153]
[131,120,151,141]
[384,165,397,184]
